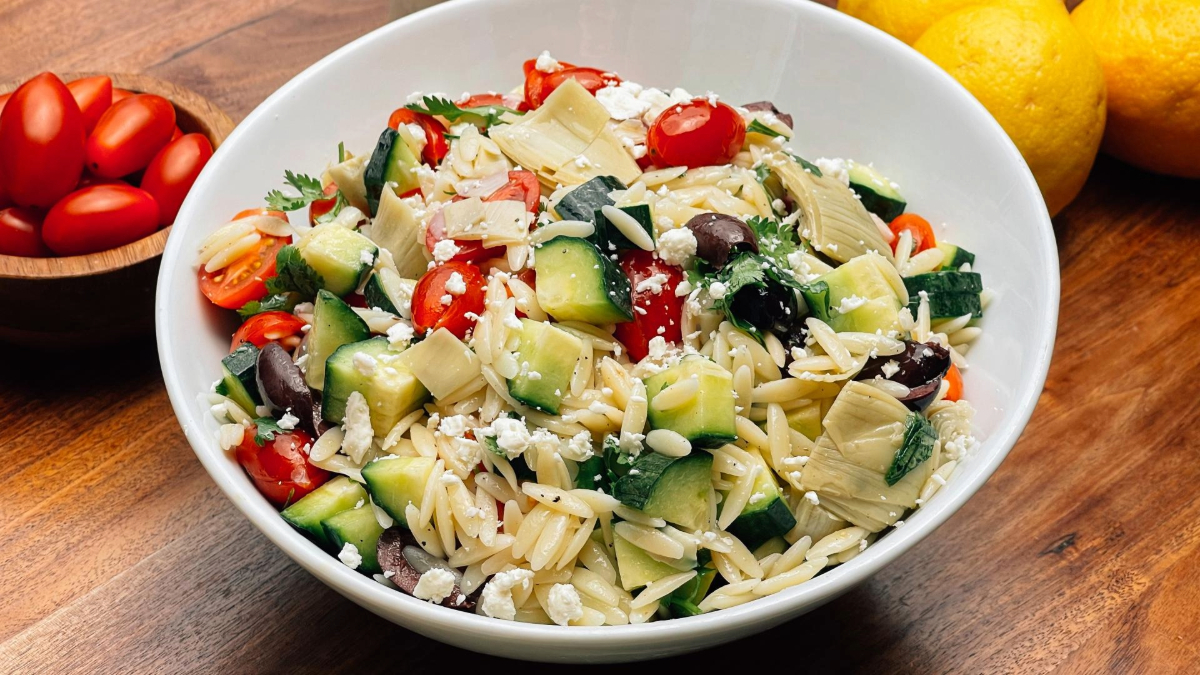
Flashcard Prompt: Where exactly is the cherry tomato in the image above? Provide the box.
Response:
[170,126,183,142]
[485,169,540,213]
[888,213,937,256]
[308,183,339,226]
[111,88,134,104]
[388,107,449,166]
[0,207,51,257]
[613,251,685,361]
[0,72,86,208]
[77,173,127,188]
[235,427,329,507]
[234,207,289,221]
[458,92,528,112]
[0,92,10,116]
[66,75,113,133]
[85,93,176,178]
[523,58,621,109]
[423,170,541,264]
[943,364,963,402]
[411,261,486,339]
[199,230,288,310]
[42,184,159,256]
[231,311,307,352]
[647,99,746,169]
[140,132,214,225]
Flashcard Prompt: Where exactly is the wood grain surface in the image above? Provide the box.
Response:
[2,0,1195,672]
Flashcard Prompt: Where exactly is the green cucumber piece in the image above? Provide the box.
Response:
[534,235,633,324]
[908,292,983,320]
[363,127,421,215]
[904,270,983,295]
[507,318,583,414]
[323,337,428,436]
[575,455,608,491]
[591,203,655,252]
[614,532,679,591]
[305,290,370,390]
[322,505,385,574]
[848,162,906,222]
[936,243,976,270]
[215,343,261,414]
[662,567,717,618]
[296,224,378,296]
[280,476,368,549]
[613,452,713,532]
[807,254,903,334]
[726,450,796,547]
[643,356,737,449]
[361,455,437,526]
[363,267,414,318]
[553,175,626,222]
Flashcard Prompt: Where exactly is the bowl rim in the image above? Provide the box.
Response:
[0,71,235,280]
[156,0,1059,652]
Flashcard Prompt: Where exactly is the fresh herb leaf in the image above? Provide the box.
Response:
[337,141,346,163]
[265,245,323,298]
[443,132,460,141]
[406,95,523,129]
[886,413,938,485]
[747,119,790,139]
[745,216,801,268]
[237,293,299,319]
[313,190,348,225]
[787,152,823,177]
[799,281,831,322]
[265,170,327,212]
[253,417,286,446]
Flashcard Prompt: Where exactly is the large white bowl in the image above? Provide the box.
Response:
[156,0,1058,662]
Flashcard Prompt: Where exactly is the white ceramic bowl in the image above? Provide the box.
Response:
[156,0,1058,662]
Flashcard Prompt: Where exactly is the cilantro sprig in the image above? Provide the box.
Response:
[265,245,323,299]
[747,119,790,139]
[252,417,286,446]
[745,216,802,268]
[265,170,327,212]
[406,95,523,130]
[237,293,299,319]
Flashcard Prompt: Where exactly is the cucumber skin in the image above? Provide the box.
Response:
[363,273,399,315]
[280,477,369,550]
[534,236,634,324]
[218,343,262,413]
[554,175,625,222]
[904,271,983,295]
[853,183,906,222]
[321,508,384,574]
[907,292,982,320]
[612,453,674,510]
[728,498,797,548]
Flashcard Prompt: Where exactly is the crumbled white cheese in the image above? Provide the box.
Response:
[341,391,374,461]
[804,490,820,506]
[545,583,584,626]
[534,50,562,73]
[277,411,300,430]
[881,360,901,379]
[432,239,461,263]
[635,273,670,295]
[413,568,456,603]
[445,271,467,296]
[674,279,693,298]
[834,294,867,314]
[440,294,453,306]
[353,350,378,377]
[489,417,532,459]
[647,336,669,360]
[619,430,646,455]
[815,157,850,186]
[560,430,595,462]
[656,227,698,267]
[337,542,362,570]
[479,568,535,621]
[595,82,650,121]
[439,414,469,438]
[708,281,728,300]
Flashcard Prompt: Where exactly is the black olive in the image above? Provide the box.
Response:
[728,282,798,335]
[685,213,759,268]
[742,101,794,130]
[377,527,476,611]
[256,342,320,436]
[856,340,951,411]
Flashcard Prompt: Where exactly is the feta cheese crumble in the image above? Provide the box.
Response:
[545,583,584,626]
[337,542,362,570]
[534,50,562,73]
[656,227,697,267]
[413,568,457,603]
[445,271,467,295]
[432,239,461,263]
[635,273,670,294]
[708,281,728,300]
[479,568,535,621]
[277,411,300,430]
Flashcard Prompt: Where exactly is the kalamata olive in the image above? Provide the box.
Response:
[685,212,759,268]
[742,101,794,130]
[377,527,475,611]
[856,340,951,411]
[728,281,799,335]
[256,342,320,436]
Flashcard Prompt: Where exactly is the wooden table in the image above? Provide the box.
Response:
[3,0,1197,671]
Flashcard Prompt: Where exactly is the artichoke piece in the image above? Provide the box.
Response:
[769,154,893,264]
[367,187,428,279]
[789,498,849,543]
[822,382,911,474]
[327,153,370,214]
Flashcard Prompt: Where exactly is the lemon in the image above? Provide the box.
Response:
[914,3,1106,215]
[1072,0,1200,178]
[838,0,1066,45]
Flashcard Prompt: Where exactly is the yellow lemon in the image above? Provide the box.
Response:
[838,0,1066,45]
[1072,0,1200,178]
[915,3,1106,215]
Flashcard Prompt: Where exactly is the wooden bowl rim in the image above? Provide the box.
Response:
[0,72,235,280]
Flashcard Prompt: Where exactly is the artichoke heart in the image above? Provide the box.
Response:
[327,153,370,214]
[367,187,429,279]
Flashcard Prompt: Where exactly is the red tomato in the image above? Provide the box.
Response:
[111,88,134,104]
[613,251,685,361]
[423,170,541,264]
[85,93,176,178]
[0,92,10,116]
[170,126,183,142]
[647,99,746,169]
[523,59,621,109]
[235,427,329,507]
[66,75,113,133]
[42,184,159,256]
[234,207,288,221]
[888,213,937,255]
[458,92,528,112]
[0,207,51,257]
[485,169,540,213]
[388,107,449,166]
[943,364,963,402]
[140,132,214,225]
[0,72,86,208]
[77,173,127,188]
[199,230,288,310]
[231,311,307,352]
[308,183,339,226]
[411,261,486,339]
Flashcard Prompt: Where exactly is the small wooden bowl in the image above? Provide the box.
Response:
[0,72,235,347]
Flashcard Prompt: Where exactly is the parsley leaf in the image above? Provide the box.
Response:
[237,293,299,319]
[253,417,286,446]
[265,170,328,212]
[886,413,938,485]
[747,119,790,139]
[745,216,802,268]
[265,245,323,298]
[406,95,523,129]
[787,152,823,177]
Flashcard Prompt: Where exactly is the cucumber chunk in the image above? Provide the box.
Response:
[613,452,713,532]
[215,343,261,414]
[591,203,655,252]
[280,476,368,549]
[847,162,906,222]
[726,448,796,547]
[323,337,428,436]
[643,356,737,449]
[507,318,583,414]
[662,567,717,617]
[296,224,378,296]
[322,505,385,574]
[364,127,422,215]
[553,175,626,222]
[803,254,903,334]
[936,243,976,270]
[904,271,984,319]
[534,235,633,324]
[614,532,680,591]
[363,267,414,318]
[305,290,371,390]
[361,455,437,526]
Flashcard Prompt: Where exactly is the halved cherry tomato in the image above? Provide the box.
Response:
[458,92,528,112]
[235,427,329,507]
[199,217,289,309]
[943,364,963,402]
[234,207,288,221]
[888,213,937,256]
[66,75,113,133]
[0,72,86,208]
[647,99,745,169]
[0,207,51,257]
[308,183,339,226]
[485,169,540,213]
[423,170,541,264]
[613,250,685,361]
[523,59,621,109]
[85,93,176,178]
[388,107,449,166]
[231,311,306,352]
[42,184,159,256]
[411,261,486,339]
[140,132,214,225]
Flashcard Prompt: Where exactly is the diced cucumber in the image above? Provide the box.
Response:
[361,455,437,526]
[904,271,983,319]
[363,127,422,215]
[909,292,982,320]
[591,203,655,252]
[614,532,680,591]
[575,455,608,491]
[305,290,371,390]
[553,175,626,222]
[280,476,368,549]
[296,224,378,296]
[613,452,714,533]
[534,236,633,324]
[662,567,716,618]
[643,356,737,449]
[847,162,906,222]
[507,318,583,414]
[215,343,261,414]
[363,268,414,318]
[726,448,796,547]
[323,337,428,436]
[804,254,903,334]
[936,243,976,270]
[321,505,384,574]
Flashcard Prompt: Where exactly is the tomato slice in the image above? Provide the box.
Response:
[308,183,339,226]
[888,213,937,255]
[411,261,486,339]
[943,364,963,402]
[388,107,449,166]
[423,170,541,264]
[230,310,306,352]
[457,92,528,112]
[485,170,540,213]
[235,427,329,507]
[199,224,289,309]
[522,59,621,109]
[647,99,746,169]
[613,250,685,362]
